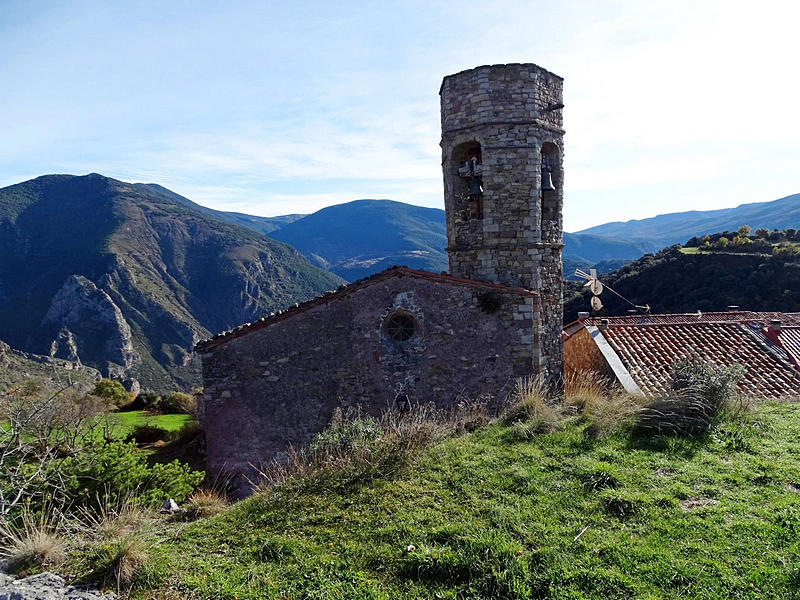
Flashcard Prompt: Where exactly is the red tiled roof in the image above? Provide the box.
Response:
[579,311,800,327]
[765,326,800,370]
[599,321,800,398]
[195,266,537,352]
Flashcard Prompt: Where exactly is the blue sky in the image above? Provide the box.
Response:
[1,0,798,231]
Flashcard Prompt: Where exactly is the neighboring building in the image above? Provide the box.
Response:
[196,63,566,488]
[563,311,800,398]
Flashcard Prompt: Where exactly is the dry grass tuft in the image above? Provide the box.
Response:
[564,371,612,411]
[75,496,149,541]
[500,376,562,432]
[256,401,489,493]
[582,392,644,438]
[0,508,66,571]
[93,534,148,588]
[184,489,229,520]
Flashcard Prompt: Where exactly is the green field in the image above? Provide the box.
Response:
[105,410,192,439]
[133,401,800,600]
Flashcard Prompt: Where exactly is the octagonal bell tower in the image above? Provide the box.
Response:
[440,63,564,380]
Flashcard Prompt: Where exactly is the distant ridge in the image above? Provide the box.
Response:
[576,193,800,247]
[268,199,449,281]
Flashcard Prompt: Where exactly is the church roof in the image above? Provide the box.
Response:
[195,266,537,353]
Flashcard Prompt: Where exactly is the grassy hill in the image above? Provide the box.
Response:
[564,235,800,323]
[129,400,800,599]
[0,174,343,390]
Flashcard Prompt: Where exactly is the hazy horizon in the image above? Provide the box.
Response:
[2,0,798,231]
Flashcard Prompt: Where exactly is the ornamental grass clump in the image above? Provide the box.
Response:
[0,507,66,572]
[635,360,746,436]
[184,489,229,520]
[500,376,562,433]
[257,401,486,493]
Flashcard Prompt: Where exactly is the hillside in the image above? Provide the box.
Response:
[268,200,449,281]
[130,401,800,599]
[0,174,343,390]
[577,193,800,249]
[564,237,800,322]
[0,339,100,392]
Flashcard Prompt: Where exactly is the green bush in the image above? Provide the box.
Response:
[160,392,196,415]
[92,379,130,407]
[124,425,171,445]
[130,390,161,411]
[309,407,383,455]
[57,441,203,509]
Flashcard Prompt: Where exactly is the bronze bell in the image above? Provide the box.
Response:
[469,176,483,197]
[541,169,556,191]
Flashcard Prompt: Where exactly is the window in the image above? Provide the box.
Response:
[384,313,417,341]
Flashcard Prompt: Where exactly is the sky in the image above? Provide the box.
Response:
[1,0,798,232]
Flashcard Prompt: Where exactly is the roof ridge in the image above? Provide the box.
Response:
[195,266,537,352]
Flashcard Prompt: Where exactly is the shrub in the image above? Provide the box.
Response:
[129,390,161,411]
[0,507,66,572]
[92,379,130,407]
[57,440,204,509]
[309,407,383,455]
[160,392,196,416]
[124,424,171,445]
[635,361,745,436]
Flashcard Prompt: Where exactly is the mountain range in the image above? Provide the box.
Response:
[0,174,342,390]
[1,172,796,391]
[225,194,798,281]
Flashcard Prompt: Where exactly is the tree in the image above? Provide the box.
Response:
[91,379,129,407]
[754,228,770,239]
[0,381,110,519]
[737,225,751,238]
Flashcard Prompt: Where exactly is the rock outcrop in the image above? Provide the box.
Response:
[42,275,139,379]
[0,572,115,600]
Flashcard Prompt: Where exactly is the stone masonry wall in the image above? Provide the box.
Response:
[198,272,537,488]
[440,64,564,380]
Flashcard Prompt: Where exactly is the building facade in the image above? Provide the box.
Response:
[196,64,566,489]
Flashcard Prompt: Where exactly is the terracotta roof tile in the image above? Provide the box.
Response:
[599,321,800,398]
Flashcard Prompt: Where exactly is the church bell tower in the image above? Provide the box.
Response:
[439,63,565,380]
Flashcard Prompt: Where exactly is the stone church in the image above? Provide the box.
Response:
[196,63,565,485]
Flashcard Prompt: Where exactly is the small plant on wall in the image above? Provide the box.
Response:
[477,291,502,314]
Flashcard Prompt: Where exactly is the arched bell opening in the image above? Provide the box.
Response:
[540,142,560,240]
[452,141,484,221]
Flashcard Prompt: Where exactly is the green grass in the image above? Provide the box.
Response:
[125,401,800,599]
[105,411,192,439]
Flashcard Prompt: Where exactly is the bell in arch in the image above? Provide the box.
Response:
[541,169,556,191]
[541,154,556,191]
